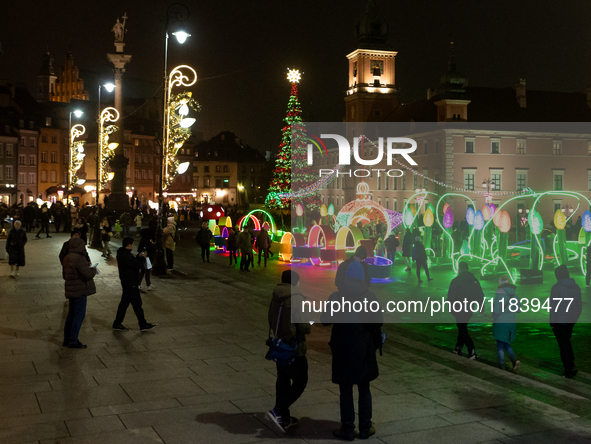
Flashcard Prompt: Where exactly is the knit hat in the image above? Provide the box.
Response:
[499,275,511,285]
[555,264,569,281]
[354,245,368,260]
[345,260,365,281]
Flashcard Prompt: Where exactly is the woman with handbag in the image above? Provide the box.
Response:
[100,217,112,257]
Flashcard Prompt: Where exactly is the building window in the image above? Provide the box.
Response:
[135,169,140,180]
[223,165,229,173]
[204,166,209,173]
[63,171,67,184]
[491,173,501,191]
[141,170,146,180]
[134,139,139,146]
[29,155,36,165]
[491,140,500,154]
[50,152,57,163]
[194,165,198,173]
[435,141,439,153]
[464,172,475,191]
[588,171,591,191]
[19,154,26,165]
[517,173,527,191]
[465,140,474,153]
[215,165,221,173]
[385,174,389,190]
[5,166,13,180]
[50,170,56,182]
[29,173,35,184]
[51,136,57,143]
[6,144,13,157]
[250,166,255,173]
[423,142,428,154]
[63,154,68,164]
[193,177,199,187]
[41,152,47,163]
[385,198,389,209]
[413,174,418,190]
[41,135,47,143]
[553,172,563,190]
[392,176,397,190]
[19,138,27,147]
[18,173,26,184]
[553,141,562,155]
[148,170,153,180]
[135,154,140,163]
[588,142,591,156]
[517,140,525,154]
[377,174,381,190]
[402,174,406,190]
[204,177,210,187]
[30,137,36,148]
[41,171,47,182]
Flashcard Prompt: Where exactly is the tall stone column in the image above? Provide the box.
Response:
[106,15,132,214]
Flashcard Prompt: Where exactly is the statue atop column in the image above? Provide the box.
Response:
[112,13,128,43]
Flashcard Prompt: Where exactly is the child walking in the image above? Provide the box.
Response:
[492,275,521,372]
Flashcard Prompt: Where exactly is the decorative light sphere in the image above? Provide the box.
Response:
[207,207,213,212]
[423,208,434,228]
[582,210,591,232]
[443,208,454,229]
[295,203,304,217]
[320,204,328,217]
[403,206,415,227]
[216,212,221,217]
[481,205,491,221]
[107,172,115,181]
[474,210,485,231]
[554,209,567,230]
[499,211,511,233]
[327,203,335,216]
[287,69,301,83]
[443,203,450,215]
[466,207,475,226]
[529,210,543,235]
[178,162,190,174]
[180,118,196,128]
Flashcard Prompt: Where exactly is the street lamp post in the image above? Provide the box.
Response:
[153,3,192,276]
[67,110,84,206]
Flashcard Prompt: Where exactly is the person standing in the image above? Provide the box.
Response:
[335,246,371,290]
[401,229,413,271]
[550,265,583,379]
[227,227,238,266]
[322,261,382,441]
[59,229,90,265]
[53,203,63,233]
[62,237,96,348]
[162,216,177,271]
[237,226,252,272]
[385,233,399,265]
[196,221,213,263]
[120,211,132,238]
[256,227,271,267]
[492,275,521,372]
[414,237,432,283]
[74,218,88,244]
[447,261,485,359]
[138,229,156,291]
[134,213,143,235]
[36,204,51,238]
[266,271,311,432]
[100,217,112,257]
[6,220,27,277]
[22,204,35,232]
[112,237,157,332]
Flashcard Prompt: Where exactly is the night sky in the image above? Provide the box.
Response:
[2,0,591,153]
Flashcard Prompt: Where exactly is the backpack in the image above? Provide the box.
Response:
[368,324,386,356]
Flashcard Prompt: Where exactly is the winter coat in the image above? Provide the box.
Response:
[402,233,413,257]
[196,227,213,246]
[163,222,176,251]
[335,256,370,290]
[550,278,582,324]
[116,246,143,286]
[447,271,485,323]
[6,228,27,266]
[137,233,156,261]
[255,229,270,250]
[321,279,382,385]
[100,222,111,241]
[60,239,90,265]
[385,235,399,253]
[134,215,142,228]
[236,231,252,253]
[492,284,519,343]
[414,241,427,262]
[62,238,96,298]
[268,283,311,357]
[227,231,238,251]
[120,213,132,226]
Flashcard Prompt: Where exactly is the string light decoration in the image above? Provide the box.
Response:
[98,107,119,190]
[69,124,86,189]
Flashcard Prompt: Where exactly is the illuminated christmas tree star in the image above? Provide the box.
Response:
[287,69,301,83]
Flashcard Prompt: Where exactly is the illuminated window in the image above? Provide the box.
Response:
[553,141,562,155]
[50,152,57,163]
[491,139,500,154]
[517,140,525,154]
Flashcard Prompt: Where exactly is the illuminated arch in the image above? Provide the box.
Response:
[221,226,229,238]
[279,232,293,262]
[335,226,364,250]
[238,214,261,231]
[244,209,276,235]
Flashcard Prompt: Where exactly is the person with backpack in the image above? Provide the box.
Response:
[266,271,311,433]
[196,221,213,263]
[447,261,485,359]
[162,216,177,271]
[492,275,521,372]
[335,246,370,290]
[321,261,383,441]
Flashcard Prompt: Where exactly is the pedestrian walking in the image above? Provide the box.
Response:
[227,227,238,266]
[23,204,35,232]
[100,217,112,257]
[401,229,412,271]
[162,216,177,271]
[6,220,27,277]
[138,229,155,291]
[62,237,96,348]
[447,261,485,359]
[492,275,521,372]
[134,213,143,234]
[266,271,311,432]
[112,237,157,332]
[256,227,271,267]
[237,226,252,272]
[35,204,51,238]
[550,264,583,379]
[196,221,213,263]
[385,233,399,264]
[322,261,382,441]
[52,203,64,233]
[414,237,432,283]
[335,245,370,290]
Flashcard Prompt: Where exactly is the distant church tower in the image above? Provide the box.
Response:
[37,51,57,102]
[433,42,470,122]
[344,0,398,123]
[51,51,89,103]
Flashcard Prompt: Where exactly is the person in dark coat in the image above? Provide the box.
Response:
[35,204,51,238]
[196,221,213,263]
[402,229,413,271]
[335,246,371,290]
[22,204,35,232]
[227,227,238,266]
[550,265,583,379]
[59,229,90,265]
[256,227,271,267]
[137,228,156,291]
[322,261,382,441]
[52,203,64,233]
[62,237,96,348]
[6,220,27,277]
[413,237,432,283]
[112,237,157,332]
[447,261,485,359]
[384,233,399,265]
[492,275,521,372]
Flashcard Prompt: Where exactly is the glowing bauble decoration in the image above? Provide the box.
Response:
[488,203,496,216]
[493,208,502,227]
[466,207,475,226]
[499,211,511,233]
[443,203,450,215]
[320,204,328,217]
[295,204,304,217]
[410,205,417,216]
[327,203,335,216]
[582,210,591,232]
[423,208,434,227]
[482,205,491,221]
[554,209,567,230]
[443,209,454,229]
[474,210,485,231]
[357,182,370,195]
[403,207,415,227]
[528,210,543,235]
[287,69,301,83]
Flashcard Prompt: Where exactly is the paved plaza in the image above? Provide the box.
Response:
[0,231,591,443]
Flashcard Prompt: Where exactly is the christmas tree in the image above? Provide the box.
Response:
[266,69,321,212]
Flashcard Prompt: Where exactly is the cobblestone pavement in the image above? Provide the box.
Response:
[0,230,590,443]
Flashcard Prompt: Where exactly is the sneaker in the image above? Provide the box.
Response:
[147,285,156,291]
[452,347,462,356]
[468,350,478,360]
[564,368,578,379]
[266,408,284,432]
[513,360,521,373]
[333,428,354,441]
[138,285,145,291]
[282,416,298,430]
[68,342,87,349]
[140,323,158,331]
[418,280,423,283]
[357,425,376,439]
[428,278,434,281]
[112,324,130,332]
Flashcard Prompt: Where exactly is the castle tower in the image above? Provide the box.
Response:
[344,0,398,123]
[37,51,57,102]
[433,42,471,122]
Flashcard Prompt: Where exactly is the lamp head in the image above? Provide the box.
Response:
[172,31,190,44]
[104,83,115,93]
[73,110,83,118]
[180,117,196,128]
